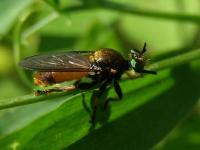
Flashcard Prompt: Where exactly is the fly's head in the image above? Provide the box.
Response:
[128,43,156,75]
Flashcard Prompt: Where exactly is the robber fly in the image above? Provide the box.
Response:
[19,43,156,123]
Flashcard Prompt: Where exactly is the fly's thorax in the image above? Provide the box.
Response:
[91,48,127,72]
[88,48,129,81]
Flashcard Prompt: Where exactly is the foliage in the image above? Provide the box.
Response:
[0,0,200,150]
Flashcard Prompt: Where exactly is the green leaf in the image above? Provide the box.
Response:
[0,90,80,110]
[0,1,200,149]
[0,66,199,149]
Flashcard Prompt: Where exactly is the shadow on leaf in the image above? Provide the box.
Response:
[66,65,200,150]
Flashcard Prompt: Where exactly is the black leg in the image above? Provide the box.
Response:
[76,79,111,125]
[132,67,156,75]
[89,79,111,124]
[97,79,111,97]
[103,97,119,110]
[103,79,123,110]
[113,79,123,99]
[91,106,97,124]
[89,103,97,131]
[89,90,100,125]
[81,93,92,117]
[81,90,98,126]
[143,69,157,75]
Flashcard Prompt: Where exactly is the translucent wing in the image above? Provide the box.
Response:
[19,51,95,72]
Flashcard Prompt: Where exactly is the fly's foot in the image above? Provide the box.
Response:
[34,90,48,96]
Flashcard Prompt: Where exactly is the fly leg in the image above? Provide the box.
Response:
[76,79,112,125]
[90,91,98,124]
[103,79,123,109]
[90,79,111,124]
[113,79,122,99]
[75,80,101,124]
[142,69,157,75]
[74,80,98,90]
[35,85,76,96]
[81,93,92,118]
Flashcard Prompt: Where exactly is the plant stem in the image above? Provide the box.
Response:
[148,48,200,70]
[22,12,59,39]
[13,10,33,88]
[63,1,200,24]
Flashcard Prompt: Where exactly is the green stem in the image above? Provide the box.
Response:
[0,48,199,110]
[148,48,200,70]
[13,10,33,88]
[22,12,59,39]
[63,1,200,24]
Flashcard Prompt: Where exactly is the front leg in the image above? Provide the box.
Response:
[103,79,123,109]
[113,79,123,99]
[143,69,157,75]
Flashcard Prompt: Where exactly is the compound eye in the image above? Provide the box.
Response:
[133,53,138,59]
[132,52,140,60]
[130,50,135,53]
[131,50,137,58]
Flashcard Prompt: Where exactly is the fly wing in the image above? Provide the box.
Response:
[19,51,95,72]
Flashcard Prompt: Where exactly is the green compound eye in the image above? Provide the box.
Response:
[130,59,136,68]
[130,49,139,60]
[130,49,136,54]
[131,49,137,57]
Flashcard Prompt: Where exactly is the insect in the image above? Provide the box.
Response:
[19,43,156,124]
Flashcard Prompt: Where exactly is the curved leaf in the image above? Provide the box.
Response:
[0,66,199,150]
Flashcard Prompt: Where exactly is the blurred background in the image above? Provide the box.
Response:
[0,0,200,149]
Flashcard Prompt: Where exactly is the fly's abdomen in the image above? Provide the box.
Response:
[51,72,88,83]
[34,71,89,86]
